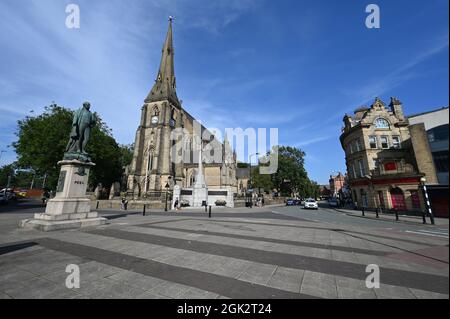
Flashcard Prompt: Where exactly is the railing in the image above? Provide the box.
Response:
[352,205,428,223]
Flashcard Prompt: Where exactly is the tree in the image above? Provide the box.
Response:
[251,145,320,198]
[119,144,134,168]
[271,146,309,197]
[13,103,124,190]
[251,166,274,193]
[0,164,15,189]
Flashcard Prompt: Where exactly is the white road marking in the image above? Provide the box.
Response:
[415,229,449,235]
[405,230,449,239]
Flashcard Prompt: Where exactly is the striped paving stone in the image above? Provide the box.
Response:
[1,213,448,299]
[106,223,448,276]
[83,227,449,295]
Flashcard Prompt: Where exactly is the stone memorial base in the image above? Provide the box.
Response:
[192,184,208,208]
[19,159,107,232]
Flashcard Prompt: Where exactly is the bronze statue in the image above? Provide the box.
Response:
[65,102,96,160]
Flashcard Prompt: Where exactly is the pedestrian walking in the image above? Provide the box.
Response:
[121,198,128,210]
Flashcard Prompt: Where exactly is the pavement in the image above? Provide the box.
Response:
[0,200,448,299]
[332,206,449,226]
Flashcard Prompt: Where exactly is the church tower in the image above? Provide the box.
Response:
[128,18,184,195]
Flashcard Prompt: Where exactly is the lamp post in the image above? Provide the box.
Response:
[420,177,435,225]
[365,175,380,218]
[164,180,171,212]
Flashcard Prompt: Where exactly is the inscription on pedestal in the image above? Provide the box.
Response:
[56,171,67,193]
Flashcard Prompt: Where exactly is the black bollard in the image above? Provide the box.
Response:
[208,205,211,218]
[429,213,435,225]
[422,211,427,224]
[362,207,365,217]
[96,201,99,209]
[376,207,379,219]
[395,210,399,221]
[143,204,146,216]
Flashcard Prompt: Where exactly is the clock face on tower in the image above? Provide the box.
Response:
[151,116,158,124]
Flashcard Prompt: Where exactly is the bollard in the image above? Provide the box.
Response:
[422,211,427,224]
[208,205,211,218]
[429,213,435,225]
[143,204,146,216]
[376,207,379,219]
[395,210,399,221]
[362,207,365,217]
[96,201,99,209]
[205,204,207,213]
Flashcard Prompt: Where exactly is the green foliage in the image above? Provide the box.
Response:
[12,103,124,190]
[251,145,320,198]
[0,164,36,189]
[250,166,273,193]
[119,144,134,167]
[0,164,15,188]
[13,104,72,189]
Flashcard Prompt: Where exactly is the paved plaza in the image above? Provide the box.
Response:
[0,201,448,299]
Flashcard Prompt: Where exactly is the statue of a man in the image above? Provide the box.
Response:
[66,102,96,155]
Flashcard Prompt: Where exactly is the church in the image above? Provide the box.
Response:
[126,19,237,197]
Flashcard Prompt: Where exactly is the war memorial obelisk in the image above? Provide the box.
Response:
[20,102,107,231]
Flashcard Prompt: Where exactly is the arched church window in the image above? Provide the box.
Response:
[152,105,159,116]
[374,118,390,129]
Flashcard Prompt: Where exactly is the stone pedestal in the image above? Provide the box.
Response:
[225,186,235,208]
[192,183,208,208]
[172,185,181,209]
[19,160,107,231]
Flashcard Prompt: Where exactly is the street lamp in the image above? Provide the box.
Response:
[164,178,172,212]
[420,177,435,225]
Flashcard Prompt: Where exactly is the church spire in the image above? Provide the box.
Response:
[145,17,180,107]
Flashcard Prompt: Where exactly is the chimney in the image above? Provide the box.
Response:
[389,97,405,121]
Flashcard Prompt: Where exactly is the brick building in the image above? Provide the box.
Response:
[329,173,346,198]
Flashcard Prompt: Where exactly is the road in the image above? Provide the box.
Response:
[0,199,448,299]
[271,203,449,239]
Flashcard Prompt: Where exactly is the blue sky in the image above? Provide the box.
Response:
[0,0,448,184]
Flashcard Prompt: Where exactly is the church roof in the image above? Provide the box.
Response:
[145,18,181,107]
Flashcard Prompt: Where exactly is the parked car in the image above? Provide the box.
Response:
[328,198,339,207]
[0,189,16,201]
[286,198,302,206]
[286,199,296,206]
[304,198,319,210]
